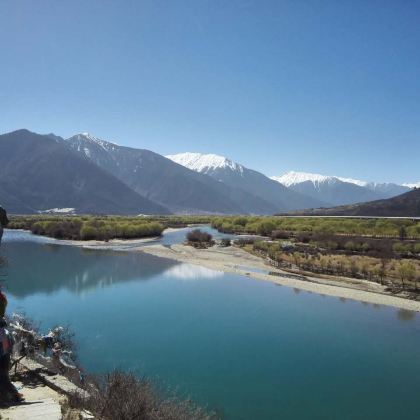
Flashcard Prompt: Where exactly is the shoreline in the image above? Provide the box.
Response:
[139,243,420,312]
[4,228,165,249]
[5,228,420,312]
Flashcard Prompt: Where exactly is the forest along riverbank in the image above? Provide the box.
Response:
[139,242,420,312]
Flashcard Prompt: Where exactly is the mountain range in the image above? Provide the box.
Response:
[271,171,411,207]
[0,129,418,215]
[166,153,326,212]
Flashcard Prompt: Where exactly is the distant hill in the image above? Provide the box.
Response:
[166,153,326,212]
[271,171,411,206]
[0,130,169,215]
[284,188,420,217]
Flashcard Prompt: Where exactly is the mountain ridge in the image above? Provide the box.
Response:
[0,130,169,215]
[282,188,420,217]
[271,170,411,206]
[166,152,327,212]
[67,135,277,215]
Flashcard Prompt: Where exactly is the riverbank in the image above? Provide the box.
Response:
[5,228,420,311]
[140,243,420,312]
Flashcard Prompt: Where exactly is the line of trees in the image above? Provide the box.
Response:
[211,216,420,239]
[8,216,164,241]
[253,241,420,291]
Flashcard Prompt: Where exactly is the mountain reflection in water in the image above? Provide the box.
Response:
[2,239,179,297]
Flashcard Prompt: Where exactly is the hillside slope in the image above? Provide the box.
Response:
[284,188,420,217]
[0,130,169,215]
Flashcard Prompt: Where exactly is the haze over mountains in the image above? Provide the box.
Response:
[0,129,417,215]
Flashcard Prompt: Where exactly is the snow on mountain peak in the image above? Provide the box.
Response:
[403,182,420,189]
[69,133,119,154]
[271,171,341,188]
[337,176,368,187]
[271,170,375,188]
[166,152,244,174]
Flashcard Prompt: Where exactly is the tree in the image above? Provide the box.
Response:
[378,258,388,285]
[399,226,407,241]
[414,272,420,291]
[350,260,358,278]
[256,221,276,236]
[292,252,301,268]
[397,261,416,289]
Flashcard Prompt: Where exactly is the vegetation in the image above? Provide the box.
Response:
[69,371,214,420]
[11,214,420,241]
[8,215,164,241]
[251,240,420,292]
[186,229,214,248]
[211,216,420,239]
[209,217,420,292]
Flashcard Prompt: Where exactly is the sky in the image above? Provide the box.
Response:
[0,0,419,183]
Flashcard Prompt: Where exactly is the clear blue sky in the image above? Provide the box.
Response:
[1,0,419,183]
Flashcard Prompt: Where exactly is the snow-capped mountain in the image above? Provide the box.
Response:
[69,135,312,214]
[67,134,262,214]
[70,132,119,152]
[271,171,411,206]
[166,152,244,176]
[271,171,343,188]
[167,153,326,211]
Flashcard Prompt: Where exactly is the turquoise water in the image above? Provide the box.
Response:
[1,230,420,419]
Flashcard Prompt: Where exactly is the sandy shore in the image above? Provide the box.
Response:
[61,236,159,249]
[140,243,420,312]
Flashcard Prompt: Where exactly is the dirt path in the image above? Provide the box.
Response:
[0,380,62,420]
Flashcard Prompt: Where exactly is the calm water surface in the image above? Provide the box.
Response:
[1,229,420,419]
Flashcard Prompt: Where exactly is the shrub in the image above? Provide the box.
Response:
[393,242,412,255]
[186,229,213,243]
[256,221,276,236]
[271,230,290,240]
[326,241,338,250]
[69,371,212,420]
[345,241,356,252]
[220,238,231,247]
[361,242,371,253]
